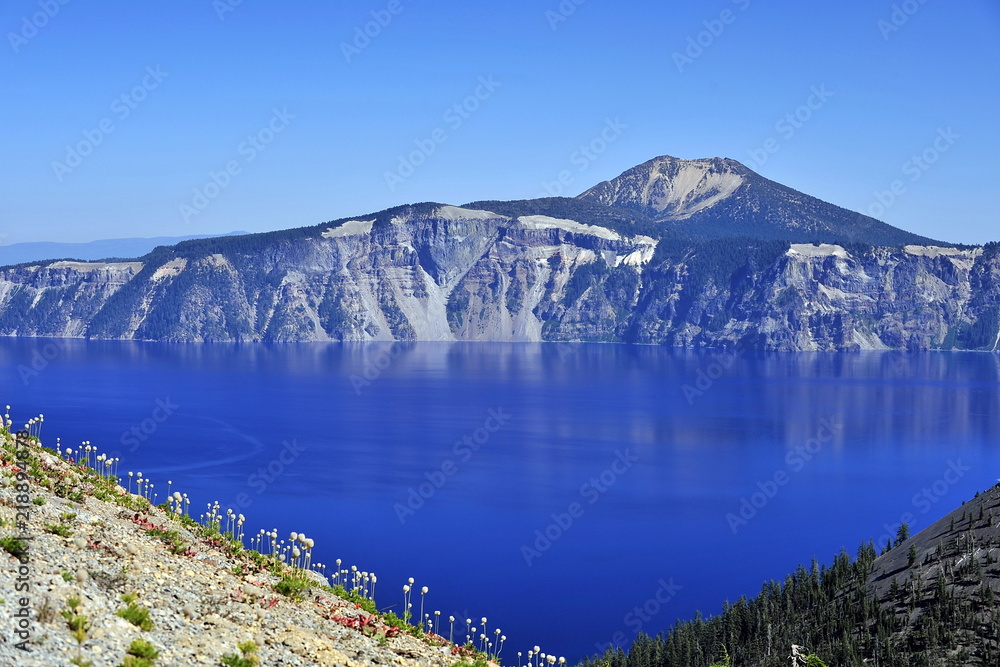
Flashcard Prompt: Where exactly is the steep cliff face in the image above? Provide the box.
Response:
[0,261,143,337]
[625,242,1000,351]
[0,206,996,351]
[1,154,996,351]
[0,206,660,344]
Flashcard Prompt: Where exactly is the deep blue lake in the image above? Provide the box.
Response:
[3,339,999,662]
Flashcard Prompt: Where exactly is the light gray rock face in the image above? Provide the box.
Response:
[0,206,658,345]
[632,243,1000,351]
[0,205,997,351]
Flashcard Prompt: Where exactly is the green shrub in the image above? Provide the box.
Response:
[274,575,311,600]
[330,584,376,613]
[0,536,28,558]
[46,523,73,537]
[383,611,405,629]
[116,593,153,631]
[220,641,259,666]
[122,638,160,666]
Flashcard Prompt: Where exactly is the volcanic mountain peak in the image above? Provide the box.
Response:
[579,154,940,246]
[579,155,747,220]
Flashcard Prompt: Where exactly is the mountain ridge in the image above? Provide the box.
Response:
[0,155,995,351]
[578,155,942,246]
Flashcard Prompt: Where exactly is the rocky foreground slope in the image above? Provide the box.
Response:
[0,422,514,667]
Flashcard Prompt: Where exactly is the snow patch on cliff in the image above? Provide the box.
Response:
[48,260,144,272]
[152,258,187,281]
[903,245,965,258]
[322,220,374,238]
[434,206,501,221]
[617,242,658,267]
[517,215,621,241]
[787,243,849,259]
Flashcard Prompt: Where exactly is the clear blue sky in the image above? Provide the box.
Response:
[2,0,998,245]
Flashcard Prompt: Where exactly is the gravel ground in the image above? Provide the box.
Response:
[0,430,487,667]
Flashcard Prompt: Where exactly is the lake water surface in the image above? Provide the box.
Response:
[3,339,999,661]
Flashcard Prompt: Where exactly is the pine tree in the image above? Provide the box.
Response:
[895,522,910,547]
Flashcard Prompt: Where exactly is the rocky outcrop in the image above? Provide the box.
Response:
[0,206,662,345]
[629,242,1000,351]
[0,206,996,350]
[0,261,142,338]
[0,152,996,351]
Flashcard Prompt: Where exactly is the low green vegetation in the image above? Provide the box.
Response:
[62,596,92,667]
[273,574,311,600]
[330,584,377,614]
[0,536,28,558]
[220,641,259,667]
[116,593,153,631]
[45,522,73,537]
[122,638,159,667]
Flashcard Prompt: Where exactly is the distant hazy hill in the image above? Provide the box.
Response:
[0,232,248,266]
